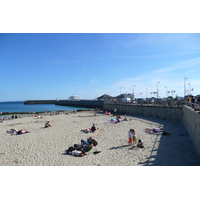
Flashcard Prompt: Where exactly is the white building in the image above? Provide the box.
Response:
[68,96,80,101]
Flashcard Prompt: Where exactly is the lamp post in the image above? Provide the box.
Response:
[184,76,188,98]
[156,81,160,99]
[164,86,167,98]
[132,85,136,98]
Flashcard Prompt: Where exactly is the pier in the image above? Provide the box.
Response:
[24,100,57,104]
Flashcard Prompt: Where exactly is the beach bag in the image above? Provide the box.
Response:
[92,139,98,146]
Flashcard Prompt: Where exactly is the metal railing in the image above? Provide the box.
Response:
[104,99,200,110]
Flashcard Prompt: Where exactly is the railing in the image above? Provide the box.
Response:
[104,99,200,110]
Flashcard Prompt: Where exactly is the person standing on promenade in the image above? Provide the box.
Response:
[128,129,133,146]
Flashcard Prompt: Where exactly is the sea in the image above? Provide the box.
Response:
[0,101,88,114]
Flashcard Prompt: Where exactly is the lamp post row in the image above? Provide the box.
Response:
[120,77,192,98]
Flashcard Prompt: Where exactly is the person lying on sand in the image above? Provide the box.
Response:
[123,115,128,121]
[145,128,170,135]
[45,121,52,128]
[65,137,98,155]
[145,128,164,134]
[71,150,87,157]
[115,115,124,123]
[7,129,28,135]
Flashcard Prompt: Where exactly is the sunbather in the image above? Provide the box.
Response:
[145,128,164,134]
[7,129,28,135]
[71,150,87,157]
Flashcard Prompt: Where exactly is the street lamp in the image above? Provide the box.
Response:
[184,76,188,98]
[132,85,136,98]
[156,81,160,99]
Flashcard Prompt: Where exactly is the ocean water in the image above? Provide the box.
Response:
[0,101,88,113]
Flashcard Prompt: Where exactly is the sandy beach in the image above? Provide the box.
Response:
[0,111,199,166]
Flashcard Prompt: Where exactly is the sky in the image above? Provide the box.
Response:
[0,33,200,101]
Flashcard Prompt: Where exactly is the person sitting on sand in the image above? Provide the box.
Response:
[91,124,96,132]
[45,121,52,128]
[137,139,144,148]
[81,139,94,152]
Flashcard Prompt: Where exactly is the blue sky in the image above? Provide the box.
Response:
[0,33,200,101]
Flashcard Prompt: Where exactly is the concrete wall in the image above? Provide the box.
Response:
[182,105,200,159]
[55,100,104,108]
[24,100,56,104]
[104,103,200,160]
[103,103,183,121]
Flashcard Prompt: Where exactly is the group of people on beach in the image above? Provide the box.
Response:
[128,129,144,148]
[81,124,99,133]
[65,137,98,157]
[0,115,20,123]
[7,120,52,135]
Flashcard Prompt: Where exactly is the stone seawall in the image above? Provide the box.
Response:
[24,100,56,104]
[182,105,200,160]
[55,100,104,108]
[103,103,183,121]
[104,103,200,160]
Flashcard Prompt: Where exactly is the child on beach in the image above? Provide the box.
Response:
[128,129,133,146]
[137,139,144,148]
[132,129,136,146]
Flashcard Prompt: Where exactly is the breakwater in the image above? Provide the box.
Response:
[55,100,104,108]
[24,100,57,104]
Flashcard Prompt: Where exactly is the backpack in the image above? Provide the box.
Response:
[92,139,98,146]
[74,144,82,150]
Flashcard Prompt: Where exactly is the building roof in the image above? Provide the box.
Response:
[97,94,113,99]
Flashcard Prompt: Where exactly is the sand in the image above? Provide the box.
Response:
[0,111,199,166]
